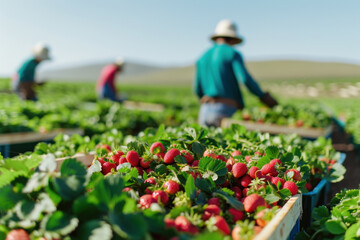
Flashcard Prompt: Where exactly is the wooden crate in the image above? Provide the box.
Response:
[254,194,302,240]
[0,128,84,145]
[221,119,332,139]
[55,152,95,171]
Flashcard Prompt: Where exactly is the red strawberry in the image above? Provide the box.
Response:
[203,204,221,220]
[232,226,241,240]
[248,166,259,179]
[98,158,106,166]
[242,188,249,197]
[232,162,248,178]
[221,180,230,188]
[144,177,156,185]
[122,187,132,192]
[208,198,221,207]
[203,149,217,159]
[101,162,116,175]
[216,155,227,162]
[271,177,285,187]
[156,152,165,160]
[226,163,233,172]
[97,144,111,152]
[285,169,302,181]
[145,187,153,194]
[126,150,139,167]
[175,216,198,234]
[227,158,235,165]
[181,150,194,164]
[150,142,165,154]
[163,180,180,194]
[296,120,304,127]
[255,151,263,156]
[139,194,156,209]
[239,175,252,188]
[111,150,124,165]
[283,181,299,195]
[214,216,230,235]
[231,186,242,199]
[191,160,199,167]
[245,156,252,162]
[119,156,127,164]
[243,194,267,213]
[6,229,30,240]
[135,166,144,176]
[305,182,312,191]
[164,218,175,229]
[140,157,152,169]
[232,150,241,156]
[164,149,180,164]
[152,190,169,205]
[270,158,281,166]
[261,163,277,176]
[229,208,244,222]
[255,209,271,227]
[146,168,153,174]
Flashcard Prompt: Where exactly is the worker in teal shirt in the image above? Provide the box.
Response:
[194,20,278,127]
[12,43,51,101]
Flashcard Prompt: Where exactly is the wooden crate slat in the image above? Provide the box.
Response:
[221,119,331,138]
[254,194,302,240]
[55,152,95,171]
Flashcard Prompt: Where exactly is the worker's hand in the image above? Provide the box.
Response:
[260,92,278,108]
[36,81,46,86]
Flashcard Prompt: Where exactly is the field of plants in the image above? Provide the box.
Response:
[0,77,359,240]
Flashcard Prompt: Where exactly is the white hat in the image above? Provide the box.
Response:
[115,57,125,67]
[210,19,243,44]
[32,42,51,60]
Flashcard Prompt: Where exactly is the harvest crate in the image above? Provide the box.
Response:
[301,152,346,228]
[0,128,84,158]
[221,119,332,139]
[254,194,302,240]
[55,152,95,171]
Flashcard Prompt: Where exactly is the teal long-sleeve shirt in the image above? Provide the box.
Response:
[194,43,265,108]
[17,57,39,83]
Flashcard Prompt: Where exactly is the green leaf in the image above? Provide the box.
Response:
[0,185,25,211]
[77,220,113,240]
[198,157,227,176]
[110,212,148,240]
[60,158,87,177]
[194,232,224,240]
[53,175,86,201]
[41,211,79,235]
[175,155,188,164]
[155,164,167,175]
[185,175,196,200]
[143,210,167,235]
[345,221,360,240]
[0,168,28,189]
[127,141,146,156]
[265,146,279,159]
[325,220,347,234]
[195,178,212,193]
[39,154,57,173]
[312,206,330,221]
[256,156,270,169]
[327,163,346,183]
[280,153,294,165]
[265,193,281,204]
[87,160,102,175]
[192,142,206,160]
[15,193,56,221]
[215,190,244,211]
[73,195,102,220]
[168,206,190,219]
[278,188,292,199]
[23,172,49,193]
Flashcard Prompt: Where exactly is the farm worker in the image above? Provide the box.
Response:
[194,19,278,127]
[12,43,50,101]
[97,57,125,102]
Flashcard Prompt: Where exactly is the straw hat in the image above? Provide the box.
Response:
[115,57,125,67]
[210,19,243,44]
[32,42,51,60]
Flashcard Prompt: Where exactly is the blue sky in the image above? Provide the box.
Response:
[1,0,360,75]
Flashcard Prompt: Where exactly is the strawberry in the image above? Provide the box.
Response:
[140,157,152,169]
[101,162,116,175]
[232,226,242,240]
[119,156,127,164]
[163,180,180,194]
[226,163,233,172]
[156,152,165,160]
[98,158,106,166]
[208,198,221,207]
[122,187,132,192]
[150,142,165,154]
[229,208,244,222]
[254,226,263,234]
[144,177,156,185]
[139,194,156,209]
[296,120,304,127]
[285,169,302,181]
[231,186,242,199]
[203,204,221,220]
[227,158,235,165]
[215,154,227,162]
[232,162,248,178]
[175,216,198,234]
[146,168,153,174]
[245,155,252,162]
[232,150,241,156]
[243,194,267,213]
[111,150,124,165]
[191,160,199,167]
[239,174,252,188]
[248,166,259,179]
[271,177,285,187]
[181,150,194,164]
[164,218,175,229]
[255,209,268,227]
[97,144,111,152]
[255,151,263,156]
[221,180,230,188]
[152,190,169,205]
[145,187,153,194]
[270,158,281,166]
[305,182,312,191]
[214,216,230,235]
[203,149,217,159]
[126,150,139,167]
[283,181,299,195]
[261,163,277,176]
[135,166,144,176]
[164,149,180,164]
[242,188,249,197]
[6,229,30,240]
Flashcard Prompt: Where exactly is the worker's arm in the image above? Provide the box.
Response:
[232,53,265,98]
[194,64,204,98]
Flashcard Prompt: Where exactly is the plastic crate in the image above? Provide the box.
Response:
[301,152,346,228]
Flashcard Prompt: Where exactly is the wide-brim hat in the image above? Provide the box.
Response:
[115,57,125,67]
[32,42,51,60]
[210,19,243,44]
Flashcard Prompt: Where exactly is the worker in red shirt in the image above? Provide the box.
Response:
[97,58,125,101]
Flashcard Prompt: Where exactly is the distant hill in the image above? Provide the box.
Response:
[40,60,360,85]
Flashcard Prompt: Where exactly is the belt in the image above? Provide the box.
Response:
[200,96,243,109]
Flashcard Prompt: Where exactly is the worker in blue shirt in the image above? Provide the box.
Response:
[194,20,278,127]
[12,43,51,101]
